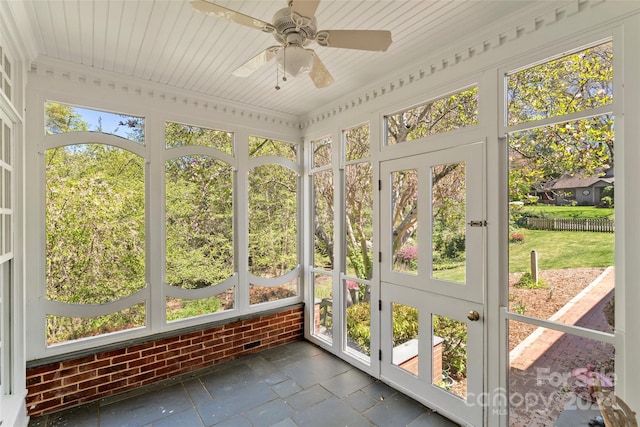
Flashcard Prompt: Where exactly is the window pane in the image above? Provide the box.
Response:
[45,102,144,143]
[507,42,612,126]
[46,144,146,303]
[47,303,145,345]
[249,164,297,277]
[345,124,370,161]
[392,169,418,275]
[3,121,10,164]
[432,162,466,284]
[166,155,234,288]
[166,292,234,322]
[386,87,478,145]
[508,115,614,329]
[312,137,331,168]
[165,122,233,154]
[313,170,333,270]
[249,136,297,161]
[345,162,373,279]
[509,321,614,426]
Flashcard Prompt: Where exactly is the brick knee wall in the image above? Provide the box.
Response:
[25,306,303,417]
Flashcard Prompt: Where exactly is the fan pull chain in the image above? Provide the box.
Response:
[282,46,288,81]
[275,61,281,90]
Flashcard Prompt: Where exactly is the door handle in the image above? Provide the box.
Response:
[467,310,480,321]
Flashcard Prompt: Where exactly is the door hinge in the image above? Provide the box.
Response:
[468,220,487,227]
[379,252,382,262]
[378,349,382,361]
[378,300,382,311]
[378,180,382,191]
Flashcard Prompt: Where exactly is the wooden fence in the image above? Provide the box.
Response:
[526,217,614,233]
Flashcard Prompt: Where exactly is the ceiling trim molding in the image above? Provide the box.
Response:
[29,56,302,131]
[299,0,617,130]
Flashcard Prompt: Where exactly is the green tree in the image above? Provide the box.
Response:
[507,42,613,202]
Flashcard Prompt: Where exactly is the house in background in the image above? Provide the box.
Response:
[550,167,615,206]
[1,1,640,426]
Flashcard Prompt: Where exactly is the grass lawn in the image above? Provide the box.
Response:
[509,229,614,272]
[520,205,614,219]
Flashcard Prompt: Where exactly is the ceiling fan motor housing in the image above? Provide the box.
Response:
[271,7,317,44]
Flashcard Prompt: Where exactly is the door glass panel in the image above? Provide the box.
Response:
[391,302,419,375]
[433,314,467,399]
[392,170,418,275]
[345,279,370,359]
[313,272,332,342]
[432,162,466,283]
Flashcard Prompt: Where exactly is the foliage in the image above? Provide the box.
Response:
[166,296,224,321]
[510,233,525,243]
[514,272,547,289]
[46,103,89,134]
[165,152,234,288]
[346,303,468,378]
[249,283,297,305]
[601,185,614,207]
[386,87,478,144]
[45,108,301,343]
[512,302,527,315]
[395,245,418,270]
[433,315,467,378]
[346,302,372,355]
[508,42,614,203]
[520,205,614,220]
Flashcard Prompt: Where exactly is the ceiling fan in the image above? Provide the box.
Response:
[191,0,392,88]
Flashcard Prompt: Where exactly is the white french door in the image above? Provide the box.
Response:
[379,142,486,426]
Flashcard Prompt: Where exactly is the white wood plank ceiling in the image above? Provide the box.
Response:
[20,0,554,116]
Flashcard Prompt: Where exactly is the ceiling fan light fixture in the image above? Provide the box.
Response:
[276,45,313,78]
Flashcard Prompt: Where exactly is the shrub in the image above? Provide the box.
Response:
[395,245,418,270]
[515,272,547,289]
[433,315,468,378]
[345,302,468,379]
[510,233,525,243]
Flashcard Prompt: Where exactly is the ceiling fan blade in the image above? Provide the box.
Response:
[309,51,334,88]
[232,46,280,77]
[291,0,320,18]
[316,30,392,51]
[191,0,272,32]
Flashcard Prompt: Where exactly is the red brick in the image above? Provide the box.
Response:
[100,349,126,359]
[78,359,111,372]
[129,355,156,368]
[97,363,128,376]
[64,371,99,385]
[141,345,167,357]
[112,351,142,365]
[27,363,60,377]
[98,379,127,393]
[141,360,166,373]
[78,376,106,390]
[111,367,140,381]
[62,355,95,368]
[42,384,78,400]
[127,371,155,385]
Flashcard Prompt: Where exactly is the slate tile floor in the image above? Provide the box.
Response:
[29,340,459,427]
